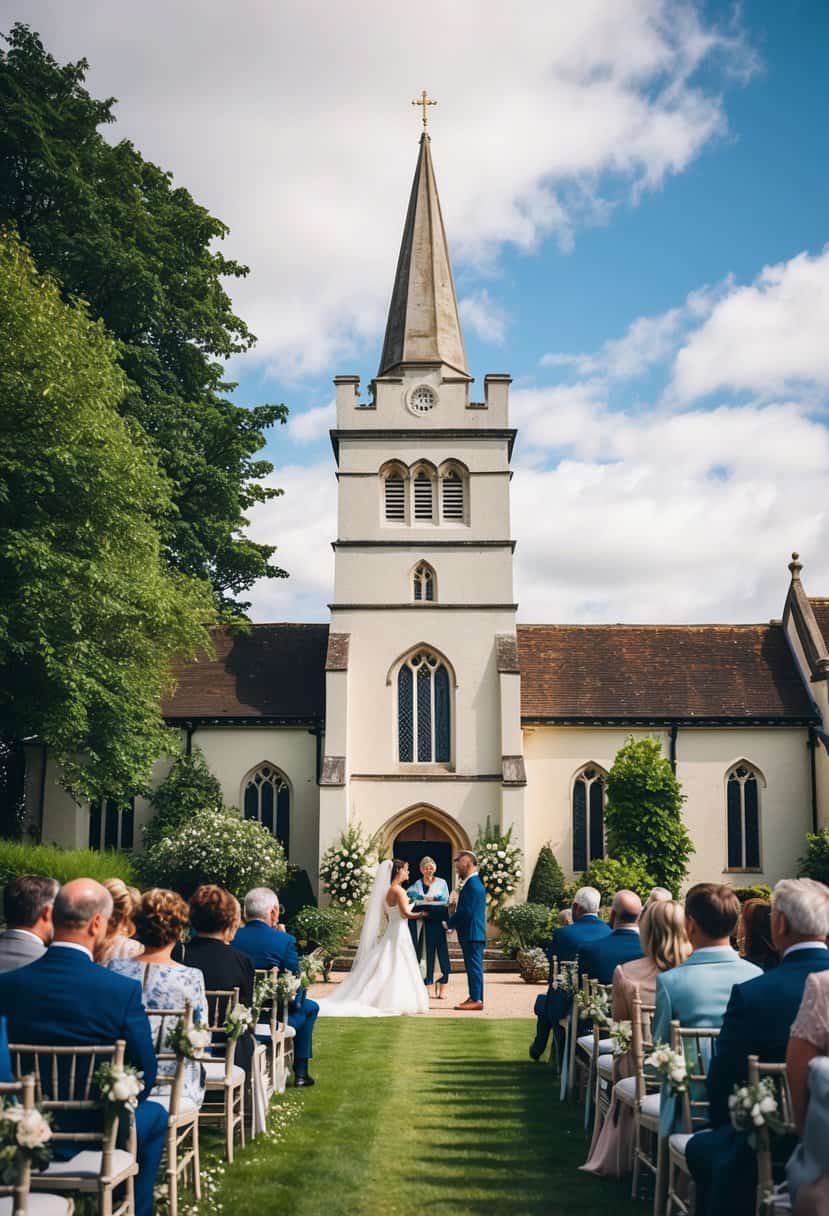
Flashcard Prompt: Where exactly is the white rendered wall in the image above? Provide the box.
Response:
[333,546,514,605]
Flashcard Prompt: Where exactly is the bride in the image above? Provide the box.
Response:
[317,859,430,1017]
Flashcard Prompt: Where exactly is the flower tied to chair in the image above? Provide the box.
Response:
[93,1062,143,1133]
[0,1098,52,1179]
[645,1043,688,1095]
[729,1080,785,1146]
[223,1003,254,1042]
[165,1018,211,1060]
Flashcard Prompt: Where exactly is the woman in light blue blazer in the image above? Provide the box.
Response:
[408,857,451,998]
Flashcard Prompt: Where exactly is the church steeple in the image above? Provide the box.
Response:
[377,132,469,380]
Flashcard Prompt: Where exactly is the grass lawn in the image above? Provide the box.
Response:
[205,1018,645,1216]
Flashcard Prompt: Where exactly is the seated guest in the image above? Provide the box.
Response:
[98,878,144,964]
[687,878,829,1216]
[583,898,691,1176]
[178,884,257,1075]
[579,889,644,983]
[558,909,574,927]
[787,970,829,1214]
[233,887,319,1087]
[108,888,207,1110]
[0,875,58,972]
[740,898,779,972]
[0,879,165,1216]
[529,886,610,1063]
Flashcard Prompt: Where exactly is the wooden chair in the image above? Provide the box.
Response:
[576,979,614,1129]
[147,1002,201,1216]
[665,1022,722,1216]
[612,995,660,1203]
[590,980,622,1144]
[253,968,289,1098]
[200,989,245,1164]
[748,1056,794,1216]
[555,959,578,1095]
[9,1039,137,1216]
[0,1075,74,1216]
[564,969,588,1101]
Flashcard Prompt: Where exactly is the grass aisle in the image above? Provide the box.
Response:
[211,1019,645,1216]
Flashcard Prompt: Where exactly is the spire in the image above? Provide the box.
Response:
[378,132,469,379]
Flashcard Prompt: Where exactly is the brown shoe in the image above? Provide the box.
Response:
[454,999,484,1011]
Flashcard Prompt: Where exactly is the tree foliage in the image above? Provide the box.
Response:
[604,737,694,896]
[140,808,288,899]
[143,749,224,850]
[798,829,829,887]
[0,24,288,614]
[497,903,555,954]
[0,228,215,802]
[527,844,567,907]
[582,856,656,903]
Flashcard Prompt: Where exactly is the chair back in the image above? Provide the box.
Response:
[590,979,613,1051]
[747,1055,795,1216]
[0,1076,36,1215]
[670,1022,722,1132]
[204,988,241,1082]
[149,1002,192,1117]
[9,1039,126,1163]
[632,994,660,1105]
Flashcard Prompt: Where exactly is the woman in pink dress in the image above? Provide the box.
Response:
[787,970,829,1215]
[582,898,691,1176]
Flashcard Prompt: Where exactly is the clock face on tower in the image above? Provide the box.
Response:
[408,384,437,416]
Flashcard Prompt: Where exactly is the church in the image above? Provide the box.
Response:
[27,130,829,897]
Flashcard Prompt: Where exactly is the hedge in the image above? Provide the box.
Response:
[0,841,136,891]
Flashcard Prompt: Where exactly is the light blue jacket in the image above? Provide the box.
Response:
[407,877,449,903]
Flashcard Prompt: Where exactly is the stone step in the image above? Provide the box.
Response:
[332,946,520,974]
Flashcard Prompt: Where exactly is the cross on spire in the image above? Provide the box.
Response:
[412,90,437,131]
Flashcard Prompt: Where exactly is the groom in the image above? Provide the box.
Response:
[445,851,487,1011]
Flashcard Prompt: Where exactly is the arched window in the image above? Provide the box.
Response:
[382,464,407,522]
[726,763,761,869]
[89,797,134,852]
[398,651,451,764]
[412,469,435,522]
[572,766,606,872]
[413,562,436,602]
[243,764,290,854]
[440,465,466,522]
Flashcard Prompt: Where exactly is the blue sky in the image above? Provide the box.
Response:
[7,0,829,623]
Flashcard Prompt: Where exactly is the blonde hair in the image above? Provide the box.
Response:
[420,857,437,870]
[104,878,137,940]
[640,899,691,972]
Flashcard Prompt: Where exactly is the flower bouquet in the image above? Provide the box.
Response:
[0,1098,52,1183]
[609,1019,633,1057]
[93,1062,144,1132]
[575,987,611,1026]
[474,820,522,911]
[319,823,378,913]
[729,1080,785,1143]
[165,1017,211,1060]
[645,1043,688,1094]
[224,1002,254,1042]
[275,972,301,1006]
[552,962,580,996]
[299,951,326,987]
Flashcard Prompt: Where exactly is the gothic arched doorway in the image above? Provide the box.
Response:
[382,805,471,889]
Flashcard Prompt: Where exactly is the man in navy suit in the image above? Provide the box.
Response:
[579,890,644,983]
[529,886,610,1062]
[687,878,829,1216]
[233,886,320,1087]
[446,852,487,1010]
[0,879,165,1216]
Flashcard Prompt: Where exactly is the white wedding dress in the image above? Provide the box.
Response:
[317,861,430,1017]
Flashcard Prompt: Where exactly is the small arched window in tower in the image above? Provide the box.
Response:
[441,468,465,521]
[413,562,436,602]
[398,651,451,764]
[243,764,290,855]
[572,765,606,873]
[413,470,434,521]
[384,469,406,521]
[726,764,761,869]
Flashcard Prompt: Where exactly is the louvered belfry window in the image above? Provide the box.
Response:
[244,764,290,855]
[398,651,451,763]
[572,767,606,872]
[384,473,406,521]
[413,562,435,602]
[727,764,761,869]
[441,469,464,520]
[413,471,434,521]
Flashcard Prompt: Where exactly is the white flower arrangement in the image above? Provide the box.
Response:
[165,1018,211,1060]
[299,951,325,987]
[94,1062,144,1133]
[319,823,378,913]
[729,1080,785,1138]
[0,1097,52,1182]
[552,961,580,996]
[224,1002,254,1042]
[609,1020,633,1057]
[575,987,611,1026]
[275,972,301,1005]
[645,1042,688,1094]
[474,820,523,911]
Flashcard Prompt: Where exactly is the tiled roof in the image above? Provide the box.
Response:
[162,624,328,721]
[516,623,816,722]
[810,599,829,649]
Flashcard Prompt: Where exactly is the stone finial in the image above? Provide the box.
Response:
[789,552,803,580]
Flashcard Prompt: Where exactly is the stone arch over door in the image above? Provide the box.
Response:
[380,804,471,888]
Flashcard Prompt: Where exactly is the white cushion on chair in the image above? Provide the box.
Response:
[597,1055,615,1079]
[0,1196,73,1215]
[283,1025,296,1040]
[577,1033,616,1053]
[669,1132,692,1163]
[42,1149,135,1178]
[203,1061,245,1085]
[613,1076,661,1120]
[255,1023,271,1037]
[149,1092,201,1115]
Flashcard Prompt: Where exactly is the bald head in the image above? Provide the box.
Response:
[611,889,642,926]
[53,879,113,951]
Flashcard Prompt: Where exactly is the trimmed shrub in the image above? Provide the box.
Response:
[582,856,656,904]
[139,808,287,899]
[733,884,773,903]
[0,841,136,891]
[143,750,223,850]
[799,829,829,887]
[497,902,555,955]
[291,905,353,979]
[527,844,567,907]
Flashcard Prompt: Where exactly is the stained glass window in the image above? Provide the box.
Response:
[572,767,606,871]
[727,765,761,869]
[397,651,451,764]
[243,764,290,855]
[413,562,435,602]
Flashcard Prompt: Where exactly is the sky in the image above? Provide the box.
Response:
[5,0,828,624]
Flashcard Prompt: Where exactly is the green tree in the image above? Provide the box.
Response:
[798,829,829,886]
[0,228,215,813]
[604,737,694,896]
[0,24,288,615]
[527,844,567,906]
[582,856,656,903]
[143,749,224,850]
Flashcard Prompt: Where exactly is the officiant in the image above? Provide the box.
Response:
[407,856,451,999]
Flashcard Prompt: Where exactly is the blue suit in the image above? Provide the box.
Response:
[530,914,611,1060]
[653,947,762,1138]
[232,920,319,1075]
[687,947,829,1216]
[447,874,487,1003]
[0,945,166,1216]
[579,926,643,984]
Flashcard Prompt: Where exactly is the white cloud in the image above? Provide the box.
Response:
[459,289,508,346]
[288,400,335,444]
[14,0,752,376]
[672,246,829,401]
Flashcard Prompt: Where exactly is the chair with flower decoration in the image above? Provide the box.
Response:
[253,968,290,1099]
[747,1056,794,1216]
[0,1074,74,1216]
[200,989,245,1164]
[665,1021,722,1216]
[146,1002,200,1216]
[8,1039,137,1216]
[575,978,614,1129]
